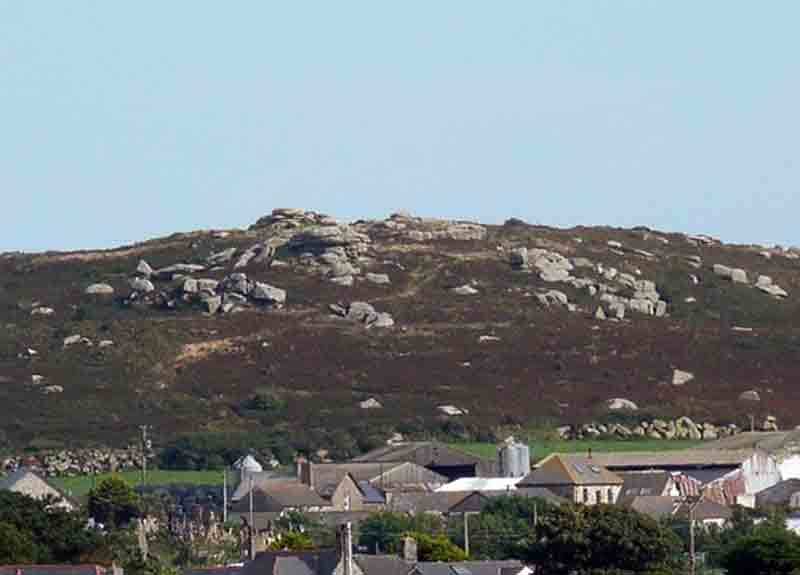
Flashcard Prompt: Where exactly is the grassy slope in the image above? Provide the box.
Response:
[53,469,224,497]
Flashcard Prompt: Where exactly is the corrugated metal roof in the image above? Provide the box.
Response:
[560,449,760,469]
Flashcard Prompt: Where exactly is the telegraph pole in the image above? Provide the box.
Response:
[139,425,151,488]
[249,476,255,560]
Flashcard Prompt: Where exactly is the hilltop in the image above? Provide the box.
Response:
[2,209,799,458]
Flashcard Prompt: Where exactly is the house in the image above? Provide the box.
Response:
[351,443,497,481]
[0,468,78,511]
[0,567,121,575]
[297,461,447,508]
[389,487,564,516]
[230,480,328,512]
[572,449,781,505]
[755,478,800,510]
[623,496,733,527]
[517,454,623,505]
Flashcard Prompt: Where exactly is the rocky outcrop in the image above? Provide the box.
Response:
[85,283,114,295]
[451,284,479,296]
[606,398,638,411]
[129,277,155,293]
[1,446,153,477]
[329,302,394,328]
[672,369,695,386]
[558,417,741,441]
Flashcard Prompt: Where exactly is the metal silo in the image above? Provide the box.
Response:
[498,439,531,477]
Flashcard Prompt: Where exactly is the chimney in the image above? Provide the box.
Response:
[402,536,418,563]
[340,522,353,575]
[296,457,312,486]
[588,448,593,460]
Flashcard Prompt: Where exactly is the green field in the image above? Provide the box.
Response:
[453,438,703,462]
[53,469,225,497]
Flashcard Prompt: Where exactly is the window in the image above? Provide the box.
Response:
[583,488,589,503]
[608,488,614,503]
[595,490,600,504]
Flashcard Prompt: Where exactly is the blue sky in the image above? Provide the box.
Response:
[1,2,798,252]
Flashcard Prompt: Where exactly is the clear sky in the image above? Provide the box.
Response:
[1,2,798,252]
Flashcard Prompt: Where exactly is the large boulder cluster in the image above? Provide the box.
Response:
[508,247,669,318]
[713,264,789,298]
[372,212,487,242]
[1,445,151,477]
[558,417,743,441]
[127,260,286,315]
[329,301,395,328]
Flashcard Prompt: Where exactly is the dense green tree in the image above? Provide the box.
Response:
[268,531,315,551]
[720,525,800,575]
[529,504,683,575]
[449,495,558,559]
[0,491,100,563]
[413,532,468,562]
[88,477,141,528]
[358,512,444,554]
[0,521,39,563]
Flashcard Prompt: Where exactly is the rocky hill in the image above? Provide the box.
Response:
[2,209,799,457]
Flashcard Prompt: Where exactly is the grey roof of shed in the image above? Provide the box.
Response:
[230,470,286,502]
[624,496,734,522]
[352,442,492,468]
[755,478,800,507]
[575,449,760,469]
[618,471,673,498]
[309,462,446,495]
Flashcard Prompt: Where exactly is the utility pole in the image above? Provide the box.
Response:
[344,496,353,575]
[680,494,704,575]
[223,467,228,524]
[138,425,151,488]
[462,512,476,557]
[249,476,255,560]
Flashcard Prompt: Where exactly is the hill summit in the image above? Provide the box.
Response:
[2,209,799,456]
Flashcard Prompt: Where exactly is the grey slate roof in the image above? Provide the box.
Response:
[411,562,524,575]
[229,480,328,513]
[243,551,339,575]
[354,555,412,575]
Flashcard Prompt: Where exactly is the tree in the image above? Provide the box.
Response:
[358,512,445,554]
[449,495,557,559]
[412,532,468,562]
[0,521,39,563]
[0,491,100,563]
[268,531,315,551]
[529,504,683,575]
[720,525,800,575]
[88,477,141,528]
